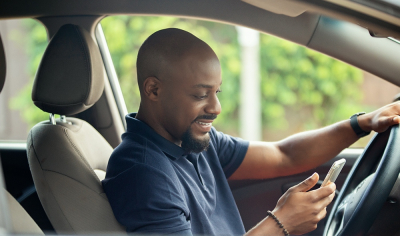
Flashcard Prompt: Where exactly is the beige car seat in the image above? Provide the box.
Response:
[27,24,125,234]
[5,190,44,235]
[0,32,43,235]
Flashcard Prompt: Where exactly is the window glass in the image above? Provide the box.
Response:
[0,19,48,141]
[100,16,400,148]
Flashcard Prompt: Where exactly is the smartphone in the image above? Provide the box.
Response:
[321,158,346,187]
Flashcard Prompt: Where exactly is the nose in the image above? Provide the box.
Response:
[205,93,221,115]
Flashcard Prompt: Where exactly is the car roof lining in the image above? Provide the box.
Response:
[241,0,308,17]
[242,0,400,28]
[331,0,400,23]
[38,16,103,39]
[296,0,400,39]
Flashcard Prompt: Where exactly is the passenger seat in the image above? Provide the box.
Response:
[0,31,43,235]
[5,190,44,235]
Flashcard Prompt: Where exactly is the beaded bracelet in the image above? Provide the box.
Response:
[267,210,289,236]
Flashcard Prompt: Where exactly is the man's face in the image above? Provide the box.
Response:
[158,48,222,153]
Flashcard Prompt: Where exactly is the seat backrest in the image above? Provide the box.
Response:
[0,33,43,236]
[6,190,44,235]
[27,24,125,234]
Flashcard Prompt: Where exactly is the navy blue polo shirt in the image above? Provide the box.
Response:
[102,113,249,235]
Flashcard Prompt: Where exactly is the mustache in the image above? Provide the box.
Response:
[194,114,218,122]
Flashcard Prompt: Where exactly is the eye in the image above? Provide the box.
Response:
[194,94,208,100]
[216,89,222,94]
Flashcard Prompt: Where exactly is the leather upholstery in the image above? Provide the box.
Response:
[32,24,105,115]
[27,117,125,234]
[6,190,44,235]
[0,34,5,93]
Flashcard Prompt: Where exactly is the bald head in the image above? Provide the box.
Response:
[135,28,222,150]
[136,28,218,93]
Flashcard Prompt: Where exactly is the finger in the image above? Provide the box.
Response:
[291,172,319,193]
[379,115,400,129]
[391,116,400,124]
[308,183,336,202]
[373,116,398,133]
[315,207,327,223]
[315,190,336,208]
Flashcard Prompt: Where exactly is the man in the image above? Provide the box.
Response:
[102,28,400,235]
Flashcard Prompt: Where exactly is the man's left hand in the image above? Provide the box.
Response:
[359,101,400,134]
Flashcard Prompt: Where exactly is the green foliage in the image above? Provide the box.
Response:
[259,34,363,133]
[11,16,365,140]
[9,19,49,127]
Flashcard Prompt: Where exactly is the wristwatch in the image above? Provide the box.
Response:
[350,112,371,138]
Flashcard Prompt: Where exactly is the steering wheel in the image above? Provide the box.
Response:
[323,124,400,236]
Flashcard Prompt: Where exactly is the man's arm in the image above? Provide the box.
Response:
[230,102,400,180]
[230,102,400,235]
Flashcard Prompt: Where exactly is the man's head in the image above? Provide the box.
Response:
[136,28,222,153]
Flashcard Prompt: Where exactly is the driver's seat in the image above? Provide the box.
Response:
[27,24,125,234]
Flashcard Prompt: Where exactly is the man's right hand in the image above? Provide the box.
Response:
[273,172,336,235]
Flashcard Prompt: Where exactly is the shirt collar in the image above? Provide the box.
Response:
[125,113,187,160]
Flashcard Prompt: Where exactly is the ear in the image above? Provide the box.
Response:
[142,76,161,101]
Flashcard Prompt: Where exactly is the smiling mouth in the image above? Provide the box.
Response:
[195,121,212,127]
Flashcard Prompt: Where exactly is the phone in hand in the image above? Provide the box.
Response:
[321,158,346,187]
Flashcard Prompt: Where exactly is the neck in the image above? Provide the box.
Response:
[135,105,149,124]
[136,104,182,146]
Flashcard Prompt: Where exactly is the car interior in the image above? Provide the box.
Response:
[0,33,43,236]
[0,0,400,235]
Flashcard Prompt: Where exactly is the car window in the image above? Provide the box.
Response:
[0,19,48,141]
[100,15,400,148]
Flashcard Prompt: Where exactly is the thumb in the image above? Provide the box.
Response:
[292,172,319,192]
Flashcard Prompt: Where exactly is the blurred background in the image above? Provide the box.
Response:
[0,16,399,147]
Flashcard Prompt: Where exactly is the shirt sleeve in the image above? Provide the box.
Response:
[102,163,191,234]
[209,127,249,178]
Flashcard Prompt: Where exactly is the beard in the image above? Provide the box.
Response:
[181,125,210,153]
[181,114,217,153]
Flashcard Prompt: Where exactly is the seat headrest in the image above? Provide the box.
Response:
[0,33,5,94]
[32,24,105,115]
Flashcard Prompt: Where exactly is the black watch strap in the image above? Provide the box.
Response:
[350,112,371,138]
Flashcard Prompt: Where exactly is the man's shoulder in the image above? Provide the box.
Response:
[109,133,147,165]
[208,126,229,146]
[105,132,174,179]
